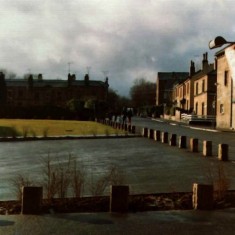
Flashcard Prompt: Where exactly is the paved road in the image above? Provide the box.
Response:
[1,209,235,235]
[132,117,235,161]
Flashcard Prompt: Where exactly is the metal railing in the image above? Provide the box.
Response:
[181,113,216,123]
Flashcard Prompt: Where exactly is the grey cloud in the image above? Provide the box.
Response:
[1,0,235,96]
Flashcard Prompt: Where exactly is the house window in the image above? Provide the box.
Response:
[34,92,40,101]
[202,80,205,92]
[18,90,23,98]
[220,104,224,114]
[195,83,198,95]
[224,71,228,86]
[195,102,198,114]
[202,102,204,115]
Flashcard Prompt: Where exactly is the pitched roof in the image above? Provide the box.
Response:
[157,72,189,90]
[192,65,216,81]
[157,72,189,81]
[5,79,108,88]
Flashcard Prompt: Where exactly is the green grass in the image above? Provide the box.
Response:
[0,119,124,137]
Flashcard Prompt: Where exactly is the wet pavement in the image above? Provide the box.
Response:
[1,209,235,235]
[1,136,235,200]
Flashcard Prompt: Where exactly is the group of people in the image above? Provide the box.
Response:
[122,107,133,125]
[111,107,133,125]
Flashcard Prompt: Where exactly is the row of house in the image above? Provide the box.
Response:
[0,72,109,119]
[0,73,109,107]
[156,44,235,130]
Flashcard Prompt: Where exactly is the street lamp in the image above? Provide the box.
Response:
[209,36,235,49]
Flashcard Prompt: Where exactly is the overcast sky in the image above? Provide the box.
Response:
[0,0,235,96]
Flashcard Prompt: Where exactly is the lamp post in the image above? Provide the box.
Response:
[209,36,235,49]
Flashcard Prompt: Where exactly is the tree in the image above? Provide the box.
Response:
[84,98,96,120]
[130,78,156,108]
[106,89,131,115]
[67,99,84,113]
[0,68,16,79]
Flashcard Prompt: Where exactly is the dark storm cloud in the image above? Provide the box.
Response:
[0,0,235,96]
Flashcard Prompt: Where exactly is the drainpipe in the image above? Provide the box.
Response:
[230,79,233,128]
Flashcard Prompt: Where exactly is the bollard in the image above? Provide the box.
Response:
[169,134,177,146]
[148,129,154,139]
[179,136,187,148]
[218,144,229,161]
[203,141,212,157]
[110,185,129,213]
[192,183,213,210]
[21,186,43,214]
[154,130,161,141]
[190,138,198,152]
[161,132,168,143]
[142,127,148,137]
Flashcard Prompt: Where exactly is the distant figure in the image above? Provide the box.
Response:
[116,115,121,123]
[127,108,133,125]
[122,107,127,125]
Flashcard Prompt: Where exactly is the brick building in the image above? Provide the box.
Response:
[193,53,216,116]
[172,53,216,117]
[0,72,109,119]
[172,61,195,112]
[215,44,235,129]
[156,72,189,106]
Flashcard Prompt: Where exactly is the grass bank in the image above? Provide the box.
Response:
[0,119,124,137]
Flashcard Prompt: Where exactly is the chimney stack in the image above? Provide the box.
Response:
[202,52,208,70]
[190,60,195,77]
[38,74,43,80]
[84,73,89,85]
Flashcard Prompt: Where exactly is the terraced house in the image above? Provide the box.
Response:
[172,60,196,112]
[214,44,235,130]
[156,44,235,130]
[0,72,109,119]
[193,53,216,116]
[156,72,189,107]
[158,52,217,125]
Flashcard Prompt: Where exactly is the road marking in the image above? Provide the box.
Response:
[189,126,219,132]
[153,119,164,123]
[152,119,220,132]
